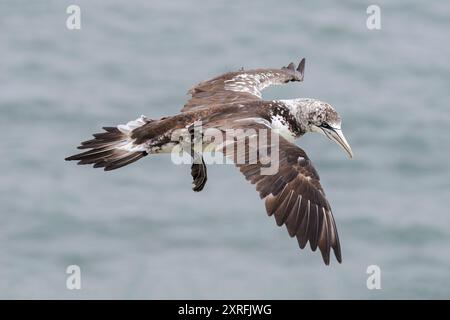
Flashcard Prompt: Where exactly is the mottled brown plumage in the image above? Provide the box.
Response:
[182,58,304,112]
[66,58,352,265]
[218,121,341,264]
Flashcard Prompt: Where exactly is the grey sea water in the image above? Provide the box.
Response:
[1,0,449,299]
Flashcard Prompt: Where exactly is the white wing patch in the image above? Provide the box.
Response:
[224,72,285,98]
[233,117,272,128]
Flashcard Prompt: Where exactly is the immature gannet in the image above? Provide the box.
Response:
[66,59,353,265]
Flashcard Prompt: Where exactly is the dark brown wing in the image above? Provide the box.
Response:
[218,122,341,265]
[182,58,305,112]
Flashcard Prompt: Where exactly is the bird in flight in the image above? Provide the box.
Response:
[66,58,353,265]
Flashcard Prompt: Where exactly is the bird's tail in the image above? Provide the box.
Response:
[65,115,153,171]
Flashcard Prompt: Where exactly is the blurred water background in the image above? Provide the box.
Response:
[0,0,449,299]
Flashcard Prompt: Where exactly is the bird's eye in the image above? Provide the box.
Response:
[321,122,332,129]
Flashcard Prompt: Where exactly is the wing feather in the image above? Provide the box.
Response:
[218,122,341,265]
[182,59,305,112]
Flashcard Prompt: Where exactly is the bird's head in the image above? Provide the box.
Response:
[288,98,353,158]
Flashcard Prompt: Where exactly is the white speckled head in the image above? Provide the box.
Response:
[281,98,353,158]
[280,98,339,130]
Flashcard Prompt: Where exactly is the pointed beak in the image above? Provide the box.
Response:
[322,127,353,158]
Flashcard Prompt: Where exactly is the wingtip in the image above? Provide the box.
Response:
[297,58,305,80]
[281,58,306,81]
[334,249,342,264]
[297,58,305,72]
[322,252,341,266]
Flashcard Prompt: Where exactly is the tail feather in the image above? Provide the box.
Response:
[77,128,125,149]
[65,116,151,171]
[103,152,146,171]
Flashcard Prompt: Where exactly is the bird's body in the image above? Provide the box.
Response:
[66,59,353,265]
[130,100,301,148]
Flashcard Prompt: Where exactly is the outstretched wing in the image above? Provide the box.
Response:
[216,121,341,265]
[182,58,305,112]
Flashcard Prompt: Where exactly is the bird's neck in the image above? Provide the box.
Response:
[267,100,306,139]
